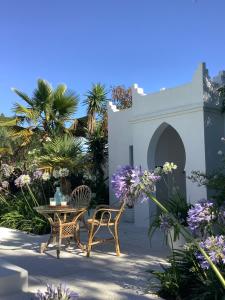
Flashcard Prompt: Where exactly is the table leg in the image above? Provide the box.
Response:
[57,228,62,259]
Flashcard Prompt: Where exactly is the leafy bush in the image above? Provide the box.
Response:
[0,191,49,234]
[150,247,225,300]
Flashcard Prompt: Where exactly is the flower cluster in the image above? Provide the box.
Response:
[159,214,172,232]
[28,149,40,156]
[111,165,141,201]
[14,174,31,187]
[1,181,9,189]
[33,170,43,180]
[33,170,51,181]
[53,168,69,179]
[42,172,51,181]
[196,235,225,269]
[0,180,9,192]
[111,166,161,204]
[162,162,177,174]
[36,283,79,300]
[187,199,215,232]
[1,164,14,178]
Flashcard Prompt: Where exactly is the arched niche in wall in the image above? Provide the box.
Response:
[147,122,186,202]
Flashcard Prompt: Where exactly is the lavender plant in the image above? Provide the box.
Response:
[35,283,79,300]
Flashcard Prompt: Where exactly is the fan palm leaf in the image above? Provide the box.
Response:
[38,134,84,170]
[0,147,13,155]
[11,79,78,137]
[12,103,39,124]
[12,88,33,106]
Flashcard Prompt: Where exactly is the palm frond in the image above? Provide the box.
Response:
[52,89,78,120]
[12,103,39,124]
[12,88,33,106]
[33,79,52,107]
[0,117,18,127]
[0,147,13,155]
[38,134,83,170]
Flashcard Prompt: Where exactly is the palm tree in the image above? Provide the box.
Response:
[0,79,79,145]
[86,124,108,205]
[83,83,108,134]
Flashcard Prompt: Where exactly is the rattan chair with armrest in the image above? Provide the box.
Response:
[86,200,126,257]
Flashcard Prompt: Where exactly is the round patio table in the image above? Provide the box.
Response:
[34,205,87,258]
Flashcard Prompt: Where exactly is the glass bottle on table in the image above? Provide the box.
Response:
[54,187,63,205]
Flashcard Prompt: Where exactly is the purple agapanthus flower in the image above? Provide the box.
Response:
[187,199,215,231]
[159,214,172,232]
[111,165,141,202]
[111,166,161,205]
[196,235,225,269]
[36,283,79,300]
[33,170,43,180]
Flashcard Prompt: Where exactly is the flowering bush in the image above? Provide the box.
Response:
[111,162,225,298]
[36,283,79,300]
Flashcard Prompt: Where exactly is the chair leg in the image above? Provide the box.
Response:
[40,233,53,253]
[114,225,121,256]
[74,223,82,250]
[86,226,94,257]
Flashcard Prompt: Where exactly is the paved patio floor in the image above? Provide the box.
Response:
[0,224,170,299]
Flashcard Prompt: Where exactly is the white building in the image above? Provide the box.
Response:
[108,63,225,227]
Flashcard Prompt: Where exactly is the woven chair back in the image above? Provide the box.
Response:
[71,185,92,208]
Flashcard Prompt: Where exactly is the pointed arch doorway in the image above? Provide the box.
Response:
[148,123,186,202]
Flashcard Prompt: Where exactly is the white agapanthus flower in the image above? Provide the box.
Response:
[22,175,31,184]
[217,150,223,156]
[1,181,9,189]
[42,172,51,181]
[162,162,177,174]
[15,174,31,187]
[1,164,14,178]
[53,169,60,179]
[59,168,69,177]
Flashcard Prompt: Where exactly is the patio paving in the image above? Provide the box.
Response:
[0,223,170,299]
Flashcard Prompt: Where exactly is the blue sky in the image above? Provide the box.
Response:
[0,0,225,117]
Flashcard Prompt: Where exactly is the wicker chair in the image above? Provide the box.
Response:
[86,200,126,257]
[71,185,92,209]
[70,185,92,242]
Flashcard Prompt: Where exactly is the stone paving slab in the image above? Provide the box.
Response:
[0,224,169,299]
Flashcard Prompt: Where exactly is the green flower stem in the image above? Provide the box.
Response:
[146,192,225,289]
[26,184,39,207]
[21,187,33,212]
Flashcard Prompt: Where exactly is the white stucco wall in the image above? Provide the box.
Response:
[108,63,224,227]
[108,103,132,205]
